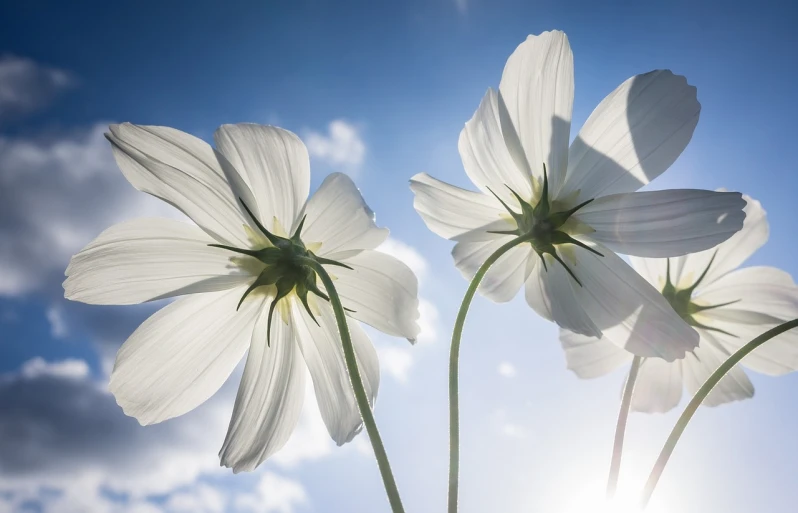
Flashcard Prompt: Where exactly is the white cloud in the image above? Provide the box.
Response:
[416,298,439,345]
[165,483,226,513]
[0,124,174,297]
[497,362,517,378]
[377,238,439,345]
[377,346,414,383]
[378,238,429,281]
[304,120,365,172]
[235,473,308,513]
[0,55,74,122]
[18,357,89,380]
[46,305,68,338]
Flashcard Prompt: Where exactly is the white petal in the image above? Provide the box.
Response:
[561,71,700,203]
[682,335,754,407]
[458,88,533,206]
[452,233,530,303]
[696,268,798,376]
[662,194,769,289]
[409,172,509,240]
[572,242,699,360]
[630,357,683,413]
[576,190,745,257]
[106,123,249,246]
[214,124,310,233]
[64,218,252,305]
[699,266,798,320]
[526,257,600,337]
[109,285,264,425]
[300,173,388,258]
[333,250,420,341]
[560,330,632,379]
[498,30,574,194]
[220,304,305,473]
[291,300,379,445]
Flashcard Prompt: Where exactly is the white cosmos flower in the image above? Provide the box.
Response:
[64,123,420,471]
[410,30,746,360]
[561,195,798,412]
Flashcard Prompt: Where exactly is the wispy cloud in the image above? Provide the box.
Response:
[0,55,74,122]
[0,124,173,297]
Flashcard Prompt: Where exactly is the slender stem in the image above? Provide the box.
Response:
[606,355,642,500]
[448,235,530,513]
[640,319,798,509]
[307,259,405,513]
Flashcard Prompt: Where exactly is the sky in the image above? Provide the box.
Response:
[1,0,797,512]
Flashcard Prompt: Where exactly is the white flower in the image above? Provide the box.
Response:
[561,195,798,412]
[410,30,746,360]
[64,123,420,471]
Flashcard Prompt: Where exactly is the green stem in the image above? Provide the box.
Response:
[448,235,530,513]
[640,319,798,509]
[307,259,405,513]
[606,355,642,500]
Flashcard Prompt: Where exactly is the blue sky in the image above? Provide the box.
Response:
[1,1,797,512]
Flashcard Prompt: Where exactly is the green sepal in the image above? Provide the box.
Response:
[549,231,603,257]
[239,197,281,246]
[532,163,550,219]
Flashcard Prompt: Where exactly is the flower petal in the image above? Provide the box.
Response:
[291,299,379,445]
[526,257,600,337]
[561,70,700,203]
[630,357,683,413]
[452,232,530,303]
[662,194,769,289]
[214,124,310,233]
[109,285,264,425]
[699,266,798,320]
[409,172,508,240]
[498,30,574,194]
[301,173,388,258]
[106,124,251,246]
[576,190,745,257]
[701,318,798,376]
[64,218,252,305]
[333,250,420,341]
[220,303,305,473]
[458,88,533,206]
[572,242,699,360]
[682,335,754,407]
[560,330,632,379]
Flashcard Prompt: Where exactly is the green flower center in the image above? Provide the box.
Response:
[209,200,352,345]
[490,164,602,286]
[660,254,739,337]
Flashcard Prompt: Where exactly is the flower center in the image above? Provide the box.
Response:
[209,200,352,345]
[489,164,601,286]
[660,254,739,337]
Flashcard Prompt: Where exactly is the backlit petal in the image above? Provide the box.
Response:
[220,304,305,472]
[109,285,264,425]
[561,71,700,203]
[409,172,508,240]
[301,172,388,258]
[106,123,249,246]
[64,218,251,305]
[498,30,574,193]
[333,250,420,341]
[576,189,745,257]
[214,124,310,233]
[292,300,379,445]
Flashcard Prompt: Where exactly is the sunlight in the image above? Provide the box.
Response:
[560,480,668,513]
